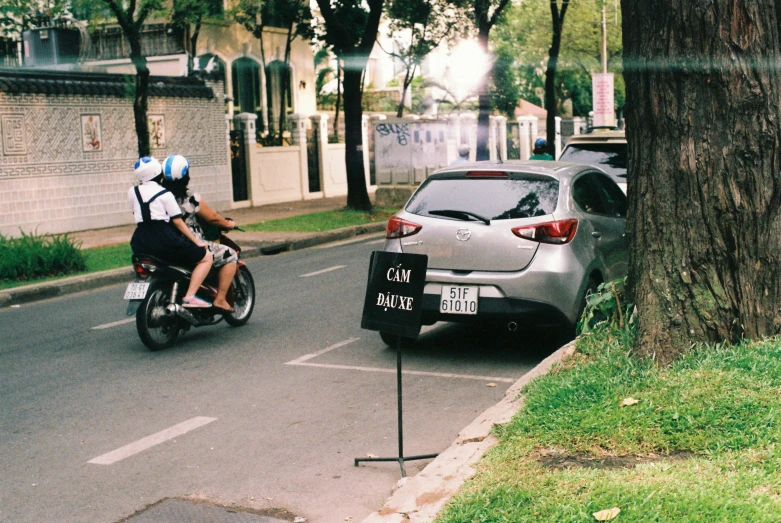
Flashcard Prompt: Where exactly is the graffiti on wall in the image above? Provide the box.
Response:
[375,123,410,146]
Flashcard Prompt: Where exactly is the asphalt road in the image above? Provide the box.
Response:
[0,234,556,523]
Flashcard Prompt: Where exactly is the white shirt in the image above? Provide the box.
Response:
[128,181,182,223]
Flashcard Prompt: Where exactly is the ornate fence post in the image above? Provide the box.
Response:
[290,113,310,200]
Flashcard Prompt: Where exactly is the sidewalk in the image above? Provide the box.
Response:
[70,195,360,250]
[0,196,387,308]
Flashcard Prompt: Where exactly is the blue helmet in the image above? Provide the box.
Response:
[534,138,548,150]
[163,154,190,181]
[133,156,162,182]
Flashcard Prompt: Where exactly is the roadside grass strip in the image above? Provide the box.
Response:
[243,208,396,232]
[436,329,781,522]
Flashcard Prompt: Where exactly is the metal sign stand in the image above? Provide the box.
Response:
[354,334,438,477]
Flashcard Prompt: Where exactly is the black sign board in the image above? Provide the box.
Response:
[361,251,428,339]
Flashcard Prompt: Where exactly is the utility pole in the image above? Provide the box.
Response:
[601,4,607,74]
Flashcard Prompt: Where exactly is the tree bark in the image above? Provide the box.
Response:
[129,38,151,157]
[334,61,341,141]
[622,0,781,365]
[475,25,491,160]
[545,1,568,157]
[342,68,372,210]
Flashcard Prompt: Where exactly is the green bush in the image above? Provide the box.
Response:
[0,230,86,282]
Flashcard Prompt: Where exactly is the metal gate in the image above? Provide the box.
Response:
[230,130,248,201]
[306,121,321,193]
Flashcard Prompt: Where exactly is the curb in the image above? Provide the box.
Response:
[361,341,578,523]
[0,223,387,309]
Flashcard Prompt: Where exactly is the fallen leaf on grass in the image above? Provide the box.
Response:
[486,383,497,387]
[593,507,621,520]
[620,397,639,407]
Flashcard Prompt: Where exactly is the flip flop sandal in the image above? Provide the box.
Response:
[213,304,235,314]
[182,296,212,308]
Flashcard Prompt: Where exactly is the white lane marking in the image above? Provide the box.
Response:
[314,233,385,249]
[287,338,360,365]
[88,416,217,465]
[365,239,386,245]
[300,265,345,278]
[91,318,135,330]
[288,361,514,383]
[286,336,514,383]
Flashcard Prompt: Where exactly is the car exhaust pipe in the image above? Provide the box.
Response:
[166,303,196,324]
[507,321,518,332]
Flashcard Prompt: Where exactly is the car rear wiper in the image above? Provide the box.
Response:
[428,209,491,225]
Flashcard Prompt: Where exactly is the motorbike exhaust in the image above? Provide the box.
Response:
[507,321,518,332]
[166,303,197,324]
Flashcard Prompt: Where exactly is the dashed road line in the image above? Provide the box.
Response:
[300,265,345,278]
[88,416,217,465]
[91,318,135,330]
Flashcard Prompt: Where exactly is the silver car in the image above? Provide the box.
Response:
[381,161,628,343]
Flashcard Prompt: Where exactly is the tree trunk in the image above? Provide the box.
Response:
[334,61,342,141]
[622,0,781,365]
[129,42,150,157]
[475,26,491,160]
[342,68,372,211]
[188,19,201,76]
[396,64,415,118]
[545,2,567,157]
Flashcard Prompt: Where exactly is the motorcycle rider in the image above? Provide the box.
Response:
[129,156,214,308]
[161,154,238,314]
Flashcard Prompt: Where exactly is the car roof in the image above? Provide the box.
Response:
[432,160,596,180]
[565,130,626,145]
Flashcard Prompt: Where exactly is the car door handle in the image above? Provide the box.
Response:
[591,231,602,238]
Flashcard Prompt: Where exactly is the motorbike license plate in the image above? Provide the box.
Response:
[439,285,478,315]
[124,282,149,300]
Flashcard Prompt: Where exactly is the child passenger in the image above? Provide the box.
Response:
[128,156,213,308]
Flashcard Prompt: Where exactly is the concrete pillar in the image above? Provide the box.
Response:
[488,116,498,162]
[554,116,562,160]
[496,115,507,162]
[362,114,373,189]
[369,115,389,185]
[518,116,532,160]
[290,113,309,199]
[310,113,329,196]
[234,112,257,202]
[460,112,477,161]
[572,117,586,135]
[530,117,539,146]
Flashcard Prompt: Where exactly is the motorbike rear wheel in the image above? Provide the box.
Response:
[225,266,255,326]
[136,283,179,350]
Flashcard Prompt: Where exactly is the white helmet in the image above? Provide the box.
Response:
[134,156,162,183]
[458,144,470,157]
[163,154,190,181]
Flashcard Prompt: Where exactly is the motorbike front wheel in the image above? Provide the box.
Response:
[136,283,179,350]
[225,266,255,327]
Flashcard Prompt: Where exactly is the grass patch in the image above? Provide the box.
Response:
[242,207,396,232]
[437,327,781,522]
[0,231,86,284]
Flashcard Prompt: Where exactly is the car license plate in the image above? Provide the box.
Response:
[440,285,478,315]
[124,282,149,300]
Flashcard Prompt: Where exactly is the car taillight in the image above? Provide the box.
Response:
[511,218,578,245]
[133,260,156,278]
[386,216,422,239]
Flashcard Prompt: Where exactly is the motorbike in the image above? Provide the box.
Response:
[124,230,256,350]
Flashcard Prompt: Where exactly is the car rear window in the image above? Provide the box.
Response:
[559,143,627,179]
[405,176,559,221]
